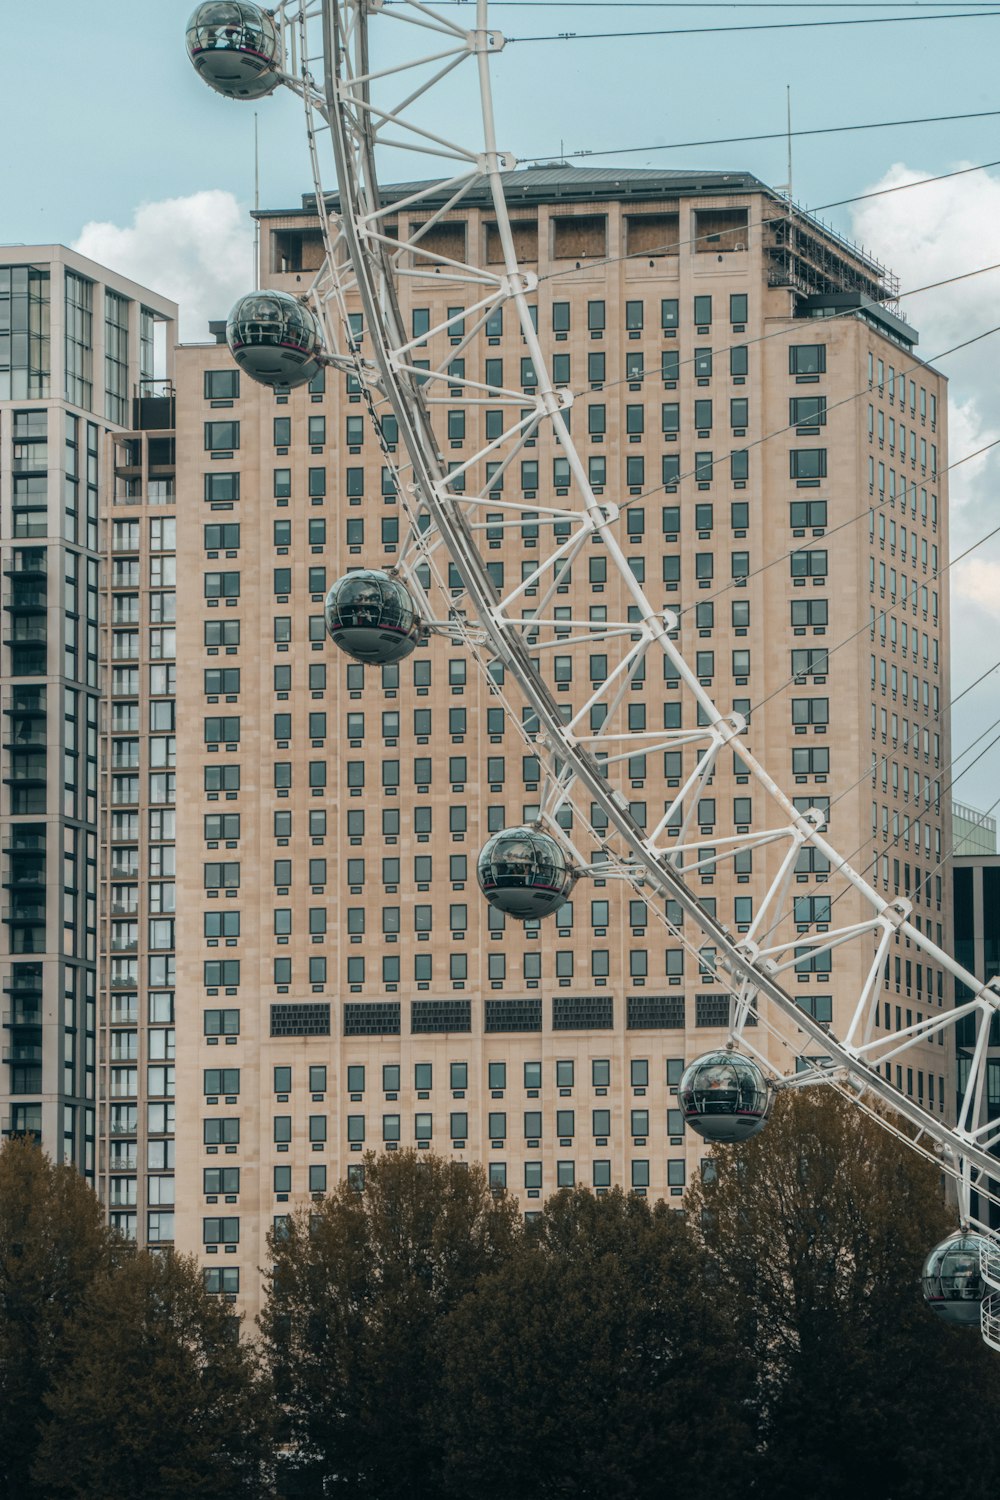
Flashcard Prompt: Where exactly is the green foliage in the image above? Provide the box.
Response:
[6,1104,1000,1500]
[438,1186,752,1499]
[687,1088,1000,1498]
[33,1251,273,1500]
[0,1137,115,1500]
[260,1150,522,1498]
[0,1138,269,1500]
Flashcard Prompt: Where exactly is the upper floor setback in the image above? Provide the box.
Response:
[253,165,914,348]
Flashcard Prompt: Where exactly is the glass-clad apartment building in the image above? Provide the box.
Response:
[0,247,176,1213]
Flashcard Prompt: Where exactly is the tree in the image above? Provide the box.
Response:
[33,1250,273,1500]
[259,1150,522,1498]
[0,1136,115,1500]
[686,1087,1000,1498]
[437,1187,752,1499]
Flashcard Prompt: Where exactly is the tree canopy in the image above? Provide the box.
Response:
[0,1139,270,1500]
[438,1185,752,1499]
[687,1087,1000,1499]
[33,1250,272,1500]
[5,1094,1000,1500]
[259,1150,522,1498]
[0,1137,115,1500]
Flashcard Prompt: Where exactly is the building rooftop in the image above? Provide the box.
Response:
[253,163,769,219]
[256,160,893,288]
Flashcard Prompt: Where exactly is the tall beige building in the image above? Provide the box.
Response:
[168,168,951,1316]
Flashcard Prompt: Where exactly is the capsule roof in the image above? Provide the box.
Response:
[186,3,281,100]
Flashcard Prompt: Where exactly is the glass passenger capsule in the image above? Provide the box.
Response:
[922,1231,989,1327]
[225,291,325,389]
[186,3,281,99]
[477,828,576,921]
[678,1051,772,1143]
[324,571,423,665]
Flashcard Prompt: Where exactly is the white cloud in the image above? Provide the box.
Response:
[852,165,1000,807]
[73,190,253,343]
[953,558,1000,618]
[851,164,1000,528]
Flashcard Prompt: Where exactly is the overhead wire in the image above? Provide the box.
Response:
[719,691,1000,948]
[505,7,1000,39]
[609,299,1000,572]
[539,155,1000,287]
[742,504,1000,790]
[532,111,1000,168]
[829,721,1000,910]
[391,2,1000,7]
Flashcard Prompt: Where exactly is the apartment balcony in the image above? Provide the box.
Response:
[132,387,176,430]
[8,650,48,678]
[3,868,46,893]
[2,902,46,924]
[3,622,46,646]
[4,968,43,997]
[3,727,47,750]
[3,827,45,854]
[3,760,47,790]
[3,1005,42,1028]
[2,1040,42,1065]
[3,588,47,614]
[3,555,45,576]
[4,691,46,719]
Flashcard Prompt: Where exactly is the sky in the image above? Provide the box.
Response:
[5,0,1000,813]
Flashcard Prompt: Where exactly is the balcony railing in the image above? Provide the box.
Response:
[2,1043,42,1065]
[3,1007,41,1027]
[2,904,45,924]
[4,623,47,644]
[4,728,47,749]
[3,556,46,578]
[4,972,43,996]
[3,590,47,612]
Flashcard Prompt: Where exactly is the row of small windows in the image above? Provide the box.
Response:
[199,504,827,565]
[869,559,939,621]
[871,707,940,765]
[871,657,939,710]
[866,355,938,426]
[206,1057,688,1098]
[867,406,936,471]
[200,732,821,804]
[412,295,750,339]
[871,513,939,570]
[206,1157,686,1202]
[339,1108,686,1142]
[204,1150,686,1240]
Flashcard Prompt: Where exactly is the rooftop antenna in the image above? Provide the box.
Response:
[775,86,793,201]
[253,111,260,290]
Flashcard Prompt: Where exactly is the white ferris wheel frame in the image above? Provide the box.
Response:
[218,0,1000,1331]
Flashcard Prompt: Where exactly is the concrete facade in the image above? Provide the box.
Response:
[161,170,952,1318]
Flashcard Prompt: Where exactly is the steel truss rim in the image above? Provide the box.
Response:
[260,0,1000,1225]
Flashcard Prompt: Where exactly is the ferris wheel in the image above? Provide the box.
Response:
[185,0,1000,1340]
